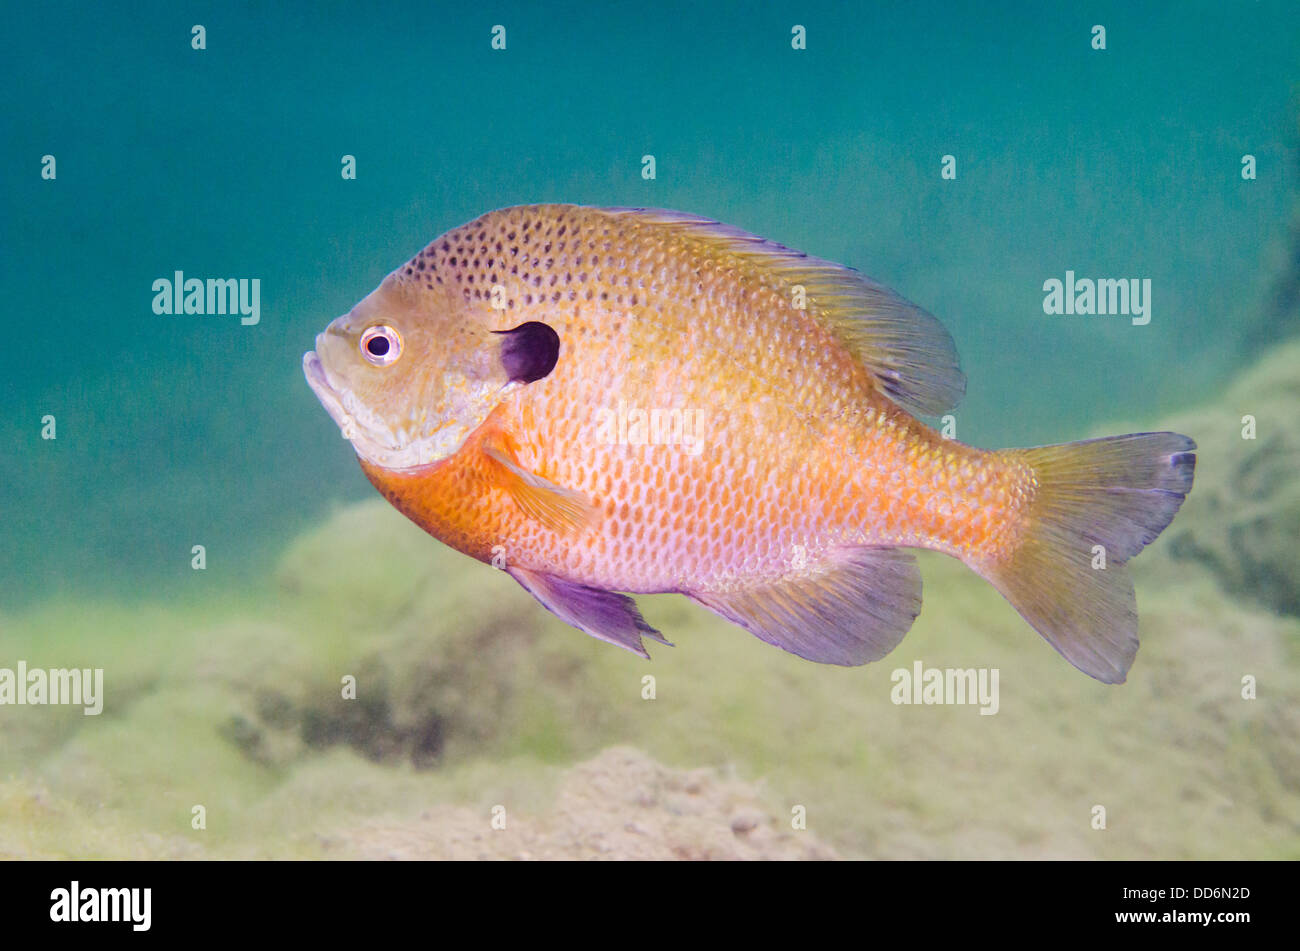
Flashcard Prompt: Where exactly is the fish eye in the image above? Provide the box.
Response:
[360,325,402,366]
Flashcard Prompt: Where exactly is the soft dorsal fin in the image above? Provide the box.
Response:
[601,207,966,416]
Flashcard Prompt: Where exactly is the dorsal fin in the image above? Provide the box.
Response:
[600,207,966,416]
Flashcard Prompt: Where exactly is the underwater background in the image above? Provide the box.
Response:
[2,0,1298,858]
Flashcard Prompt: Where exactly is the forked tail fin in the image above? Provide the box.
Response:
[979,432,1196,683]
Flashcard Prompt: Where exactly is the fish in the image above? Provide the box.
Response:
[304,204,1195,683]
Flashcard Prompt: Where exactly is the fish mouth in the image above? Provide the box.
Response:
[303,350,356,441]
[302,347,445,471]
[303,338,486,472]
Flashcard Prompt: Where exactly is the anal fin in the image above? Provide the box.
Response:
[508,566,671,658]
[688,547,922,666]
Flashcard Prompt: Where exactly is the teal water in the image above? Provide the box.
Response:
[1,0,1295,605]
[2,1,1299,864]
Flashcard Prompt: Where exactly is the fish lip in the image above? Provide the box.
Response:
[303,350,353,436]
[302,348,428,469]
[302,344,474,473]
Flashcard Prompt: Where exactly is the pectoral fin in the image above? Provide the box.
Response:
[482,442,597,535]
[688,547,922,666]
[508,567,672,657]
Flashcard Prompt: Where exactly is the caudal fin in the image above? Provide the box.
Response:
[979,432,1196,683]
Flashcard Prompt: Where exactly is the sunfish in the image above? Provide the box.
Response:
[304,204,1195,683]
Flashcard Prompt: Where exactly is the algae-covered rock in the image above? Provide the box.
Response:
[37,682,278,849]
[0,777,205,860]
[249,500,632,769]
[1141,339,1300,616]
[334,747,836,860]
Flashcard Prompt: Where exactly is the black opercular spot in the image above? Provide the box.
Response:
[494,320,560,384]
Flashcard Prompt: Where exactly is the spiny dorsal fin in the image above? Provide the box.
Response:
[600,207,966,417]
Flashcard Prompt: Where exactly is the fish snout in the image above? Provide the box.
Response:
[303,346,353,439]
